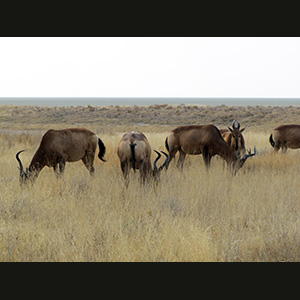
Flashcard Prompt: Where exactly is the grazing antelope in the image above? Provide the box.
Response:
[269,124,300,152]
[165,124,256,171]
[16,128,106,183]
[219,120,246,156]
[117,131,169,183]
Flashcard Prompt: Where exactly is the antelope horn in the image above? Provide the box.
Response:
[158,151,169,171]
[16,150,25,174]
[16,150,29,183]
[153,150,161,170]
[241,146,257,161]
[153,150,169,172]
[232,120,240,129]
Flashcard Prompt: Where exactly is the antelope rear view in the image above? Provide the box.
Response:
[117,131,169,184]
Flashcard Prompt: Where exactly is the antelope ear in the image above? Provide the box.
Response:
[227,127,233,133]
[240,127,246,133]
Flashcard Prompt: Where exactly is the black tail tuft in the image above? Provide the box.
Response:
[98,138,106,162]
[269,134,275,148]
[165,137,169,152]
[130,143,136,172]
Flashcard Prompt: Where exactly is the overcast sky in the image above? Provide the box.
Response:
[0,37,299,98]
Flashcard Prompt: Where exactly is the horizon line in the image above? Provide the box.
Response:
[1,96,300,99]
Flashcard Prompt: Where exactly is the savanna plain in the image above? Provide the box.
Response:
[1,103,300,262]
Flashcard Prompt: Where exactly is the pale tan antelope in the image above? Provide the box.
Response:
[16,128,106,183]
[219,120,246,156]
[269,124,300,152]
[165,124,256,171]
[117,131,169,183]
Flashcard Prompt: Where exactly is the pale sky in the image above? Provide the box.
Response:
[0,37,299,98]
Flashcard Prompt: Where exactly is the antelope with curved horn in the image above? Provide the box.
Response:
[16,128,106,184]
[269,124,300,153]
[219,120,246,156]
[117,131,169,184]
[165,124,256,171]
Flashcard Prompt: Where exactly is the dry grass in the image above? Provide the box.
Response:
[1,104,300,261]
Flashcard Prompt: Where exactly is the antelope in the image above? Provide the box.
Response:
[16,128,106,183]
[269,124,300,152]
[219,120,246,156]
[117,131,169,183]
[165,124,256,171]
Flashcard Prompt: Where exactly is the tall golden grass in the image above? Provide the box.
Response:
[1,125,300,262]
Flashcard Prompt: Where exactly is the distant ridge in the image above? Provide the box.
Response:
[0,97,300,107]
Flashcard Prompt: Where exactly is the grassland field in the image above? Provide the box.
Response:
[1,104,300,261]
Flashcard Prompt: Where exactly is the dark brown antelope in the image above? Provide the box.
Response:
[219,120,246,156]
[117,131,169,183]
[165,124,256,171]
[16,128,106,183]
[269,124,300,152]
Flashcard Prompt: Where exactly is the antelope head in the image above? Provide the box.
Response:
[228,120,247,152]
[234,146,257,171]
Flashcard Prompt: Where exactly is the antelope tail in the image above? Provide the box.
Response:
[98,137,106,162]
[130,143,137,172]
[269,134,275,148]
